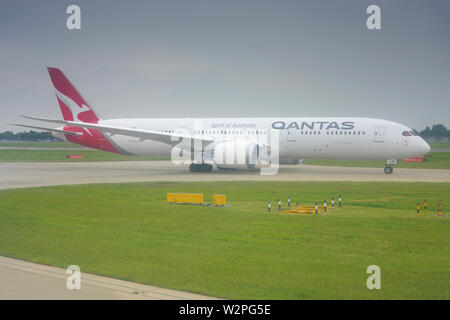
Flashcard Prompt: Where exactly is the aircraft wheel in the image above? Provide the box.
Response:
[384,166,393,174]
[189,163,213,172]
[202,163,213,172]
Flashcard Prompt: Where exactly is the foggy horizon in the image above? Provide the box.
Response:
[1,0,449,132]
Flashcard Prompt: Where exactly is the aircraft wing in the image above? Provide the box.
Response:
[10,123,83,136]
[21,115,214,147]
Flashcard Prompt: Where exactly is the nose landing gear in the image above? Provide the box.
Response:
[384,159,397,174]
[189,163,213,172]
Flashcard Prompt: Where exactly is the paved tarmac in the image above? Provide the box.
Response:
[0,161,449,191]
[0,256,216,300]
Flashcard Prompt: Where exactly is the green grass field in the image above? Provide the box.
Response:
[0,149,448,169]
[0,181,448,299]
[0,150,168,162]
[1,141,449,168]
[430,142,450,148]
[304,152,450,169]
[0,141,83,148]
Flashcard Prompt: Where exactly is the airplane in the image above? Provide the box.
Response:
[13,67,430,174]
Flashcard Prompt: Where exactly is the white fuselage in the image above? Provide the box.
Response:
[98,117,429,161]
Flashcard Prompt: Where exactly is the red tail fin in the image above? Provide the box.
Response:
[47,67,100,123]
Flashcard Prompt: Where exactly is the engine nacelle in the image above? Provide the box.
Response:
[210,141,261,169]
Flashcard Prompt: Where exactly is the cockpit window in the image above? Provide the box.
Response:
[402,131,412,136]
[410,131,418,136]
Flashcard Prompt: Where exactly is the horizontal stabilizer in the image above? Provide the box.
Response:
[10,123,83,136]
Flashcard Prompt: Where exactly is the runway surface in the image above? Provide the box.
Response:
[1,160,448,300]
[0,256,216,300]
[0,161,449,191]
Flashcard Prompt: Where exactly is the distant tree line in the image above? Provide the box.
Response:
[416,124,450,140]
[0,130,60,141]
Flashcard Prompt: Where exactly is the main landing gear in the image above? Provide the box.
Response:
[189,163,213,173]
[384,166,393,174]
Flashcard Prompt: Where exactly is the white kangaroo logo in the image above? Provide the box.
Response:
[55,89,90,121]
[55,89,92,136]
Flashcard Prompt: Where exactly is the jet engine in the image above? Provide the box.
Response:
[210,141,261,169]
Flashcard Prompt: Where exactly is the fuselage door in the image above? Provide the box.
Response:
[373,126,385,142]
[287,128,296,142]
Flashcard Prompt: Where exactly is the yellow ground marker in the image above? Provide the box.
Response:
[213,194,226,206]
[283,205,324,214]
[167,193,204,204]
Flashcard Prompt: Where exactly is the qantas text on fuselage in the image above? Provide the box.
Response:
[271,121,355,130]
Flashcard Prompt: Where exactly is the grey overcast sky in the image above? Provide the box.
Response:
[1,0,449,132]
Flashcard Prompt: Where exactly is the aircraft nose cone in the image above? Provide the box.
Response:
[420,139,431,154]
